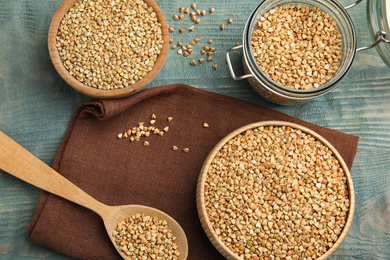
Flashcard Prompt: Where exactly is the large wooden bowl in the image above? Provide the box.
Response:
[196,121,355,260]
[48,0,169,99]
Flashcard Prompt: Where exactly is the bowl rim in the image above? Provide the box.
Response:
[196,120,355,260]
[48,0,169,99]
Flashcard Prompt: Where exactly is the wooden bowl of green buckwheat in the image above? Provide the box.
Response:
[197,121,355,260]
[48,0,169,99]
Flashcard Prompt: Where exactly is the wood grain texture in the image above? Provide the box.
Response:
[1,0,389,259]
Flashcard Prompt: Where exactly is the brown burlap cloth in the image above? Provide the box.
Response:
[28,84,359,260]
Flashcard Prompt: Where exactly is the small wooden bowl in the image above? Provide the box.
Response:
[196,121,355,260]
[48,0,169,99]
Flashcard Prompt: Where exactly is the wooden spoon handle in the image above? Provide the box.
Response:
[0,130,110,217]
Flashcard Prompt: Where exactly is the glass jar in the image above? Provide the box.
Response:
[368,0,390,66]
[227,0,390,105]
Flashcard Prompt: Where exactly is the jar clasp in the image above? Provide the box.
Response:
[344,0,363,10]
[226,45,254,81]
[356,31,390,52]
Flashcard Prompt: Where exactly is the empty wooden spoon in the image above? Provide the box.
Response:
[0,130,188,259]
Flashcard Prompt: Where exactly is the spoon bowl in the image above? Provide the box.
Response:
[104,204,188,259]
[0,130,188,260]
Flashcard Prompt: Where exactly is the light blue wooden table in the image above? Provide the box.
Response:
[1,0,390,259]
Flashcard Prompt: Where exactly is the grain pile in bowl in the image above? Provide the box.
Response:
[204,125,350,259]
[251,5,342,90]
[56,0,163,90]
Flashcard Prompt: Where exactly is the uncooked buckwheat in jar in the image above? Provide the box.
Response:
[251,5,342,90]
[204,125,350,259]
[56,0,163,90]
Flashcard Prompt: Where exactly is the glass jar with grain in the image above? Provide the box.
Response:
[226,0,390,105]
